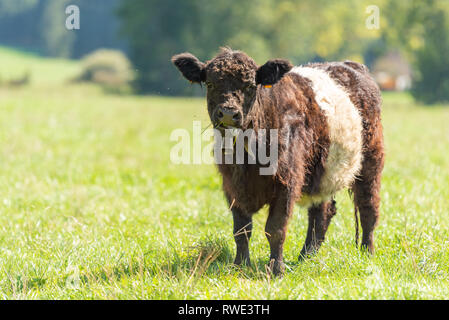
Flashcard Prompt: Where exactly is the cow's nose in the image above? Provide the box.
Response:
[216,108,241,127]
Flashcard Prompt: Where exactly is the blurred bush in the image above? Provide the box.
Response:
[411,7,449,104]
[74,49,134,93]
[0,70,31,88]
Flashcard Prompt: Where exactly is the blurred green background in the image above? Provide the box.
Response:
[1,0,449,102]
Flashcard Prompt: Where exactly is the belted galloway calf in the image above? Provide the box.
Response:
[172,47,385,275]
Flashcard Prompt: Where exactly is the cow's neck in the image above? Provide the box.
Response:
[246,87,275,130]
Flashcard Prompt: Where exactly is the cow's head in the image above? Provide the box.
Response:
[172,48,292,130]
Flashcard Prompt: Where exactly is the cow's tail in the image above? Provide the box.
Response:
[349,189,360,247]
[354,203,360,247]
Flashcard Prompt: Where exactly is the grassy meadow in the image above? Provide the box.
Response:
[1,47,449,299]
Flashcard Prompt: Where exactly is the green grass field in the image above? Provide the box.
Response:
[1,47,449,299]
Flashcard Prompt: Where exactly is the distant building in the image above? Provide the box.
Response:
[372,51,412,91]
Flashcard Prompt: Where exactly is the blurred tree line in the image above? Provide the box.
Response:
[117,0,449,103]
[118,0,384,95]
[1,0,449,103]
[0,0,126,58]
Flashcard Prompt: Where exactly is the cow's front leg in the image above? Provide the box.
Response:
[232,207,253,267]
[265,185,294,276]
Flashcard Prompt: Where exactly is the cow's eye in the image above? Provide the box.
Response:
[206,82,214,89]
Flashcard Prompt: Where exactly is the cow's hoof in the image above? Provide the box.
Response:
[233,257,252,268]
[298,246,318,261]
[267,259,285,277]
[360,243,375,255]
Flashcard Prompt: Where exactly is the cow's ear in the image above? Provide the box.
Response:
[171,53,206,83]
[256,59,293,86]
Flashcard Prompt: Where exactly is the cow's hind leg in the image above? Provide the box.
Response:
[352,143,384,253]
[299,199,337,260]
